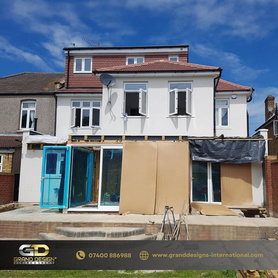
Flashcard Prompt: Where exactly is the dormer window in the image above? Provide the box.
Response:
[169,55,179,62]
[126,57,144,65]
[74,57,92,73]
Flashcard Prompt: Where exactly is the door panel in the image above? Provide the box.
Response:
[70,148,93,207]
[40,147,71,208]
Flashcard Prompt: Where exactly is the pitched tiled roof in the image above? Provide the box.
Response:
[0,73,65,94]
[217,79,252,92]
[0,136,22,148]
[94,60,221,73]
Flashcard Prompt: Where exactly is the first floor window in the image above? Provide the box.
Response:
[192,161,221,203]
[0,154,3,172]
[169,82,192,116]
[71,100,101,128]
[124,83,147,116]
[74,57,92,73]
[20,101,36,129]
[215,99,229,127]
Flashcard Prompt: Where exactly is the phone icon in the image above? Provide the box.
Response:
[76,250,85,260]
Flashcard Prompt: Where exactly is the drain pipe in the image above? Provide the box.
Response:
[66,50,70,89]
[213,69,222,137]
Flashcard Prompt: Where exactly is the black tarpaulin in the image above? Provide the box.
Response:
[189,139,265,163]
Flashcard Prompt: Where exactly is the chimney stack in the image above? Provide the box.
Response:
[265,95,275,121]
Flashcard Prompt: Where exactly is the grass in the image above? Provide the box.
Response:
[0,270,237,278]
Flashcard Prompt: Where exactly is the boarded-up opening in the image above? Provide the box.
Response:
[119,142,157,214]
[155,141,190,214]
[221,163,253,206]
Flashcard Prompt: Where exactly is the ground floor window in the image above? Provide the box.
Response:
[192,161,221,203]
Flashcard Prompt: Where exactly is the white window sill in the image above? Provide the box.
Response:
[73,71,92,74]
[167,115,193,118]
[71,126,101,130]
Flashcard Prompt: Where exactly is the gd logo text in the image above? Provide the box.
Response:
[19,244,49,257]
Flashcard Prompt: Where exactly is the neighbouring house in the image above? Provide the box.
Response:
[255,95,278,217]
[19,45,266,215]
[0,72,64,204]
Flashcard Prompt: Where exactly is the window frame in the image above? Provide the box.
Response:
[73,57,92,73]
[274,120,278,136]
[215,99,229,127]
[124,83,148,117]
[70,100,101,128]
[126,56,145,65]
[169,55,179,62]
[20,100,36,130]
[191,161,221,204]
[0,154,3,172]
[168,82,192,116]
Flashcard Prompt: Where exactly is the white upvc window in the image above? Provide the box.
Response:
[74,57,92,73]
[169,55,179,62]
[274,120,278,136]
[20,100,36,129]
[126,57,144,65]
[124,83,147,116]
[71,100,101,128]
[0,154,3,172]
[215,99,229,127]
[169,82,192,116]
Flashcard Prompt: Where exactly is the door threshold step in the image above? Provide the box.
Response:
[39,232,157,240]
[39,226,157,240]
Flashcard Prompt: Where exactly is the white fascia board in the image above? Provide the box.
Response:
[65,47,188,56]
[216,90,252,96]
[56,93,102,97]
[99,71,220,78]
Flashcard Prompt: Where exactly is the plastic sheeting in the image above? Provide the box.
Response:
[189,139,265,164]
[23,135,68,144]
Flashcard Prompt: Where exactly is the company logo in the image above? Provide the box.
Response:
[19,244,49,257]
[14,244,57,265]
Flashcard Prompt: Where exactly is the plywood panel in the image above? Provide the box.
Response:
[155,141,190,214]
[119,142,157,214]
[221,163,253,206]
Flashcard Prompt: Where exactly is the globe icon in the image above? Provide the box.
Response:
[139,251,149,261]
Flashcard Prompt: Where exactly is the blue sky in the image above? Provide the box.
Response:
[1,0,278,135]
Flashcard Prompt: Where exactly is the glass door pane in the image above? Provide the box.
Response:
[40,147,71,208]
[70,148,93,207]
[212,163,221,202]
[192,161,208,202]
[99,148,122,208]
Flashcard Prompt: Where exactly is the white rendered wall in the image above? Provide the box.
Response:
[251,162,264,207]
[18,132,42,203]
[215,93,248,137]
[56,75,215,137]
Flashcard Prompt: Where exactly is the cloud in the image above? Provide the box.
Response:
[192,44,268,82]
[0,37,54,72]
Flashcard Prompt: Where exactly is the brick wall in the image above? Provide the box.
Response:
[0,174,14,204]
[265,156,278,217]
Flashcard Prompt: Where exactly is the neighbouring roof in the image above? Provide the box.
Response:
[0,136,22,148]
[217,79,253,92]
[94,60,221,74]
[0,73,65,95]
